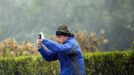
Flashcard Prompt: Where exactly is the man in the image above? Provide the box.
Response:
[37,24,86,75]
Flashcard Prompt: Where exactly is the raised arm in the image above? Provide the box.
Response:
[42,39,78,54]
[38,46,58,62]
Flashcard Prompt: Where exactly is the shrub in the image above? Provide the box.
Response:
[0,55,60,75]
[84,51,134,75]
[0,51,134,75]
[0,32,108,57]
[0,38,37,57]
[75,31,108,52]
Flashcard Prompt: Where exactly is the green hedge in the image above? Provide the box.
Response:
[0,51,134,75]
[0,56,60,75]
[84,51,134,75]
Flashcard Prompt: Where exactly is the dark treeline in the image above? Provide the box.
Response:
[0,0,134,50]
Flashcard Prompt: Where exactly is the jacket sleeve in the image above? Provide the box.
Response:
[42,39,78,54]
[38,46,58,61]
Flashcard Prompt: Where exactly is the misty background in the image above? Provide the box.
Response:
[0,0,134,50]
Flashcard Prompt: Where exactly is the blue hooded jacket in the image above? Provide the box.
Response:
[38,36,86,75]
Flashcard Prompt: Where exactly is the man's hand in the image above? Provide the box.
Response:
[37,39,42,49]
[37,32,45,49]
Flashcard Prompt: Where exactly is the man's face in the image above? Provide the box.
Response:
[56,35,68,44]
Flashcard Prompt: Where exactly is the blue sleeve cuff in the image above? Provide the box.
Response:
[38,46,44,53]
